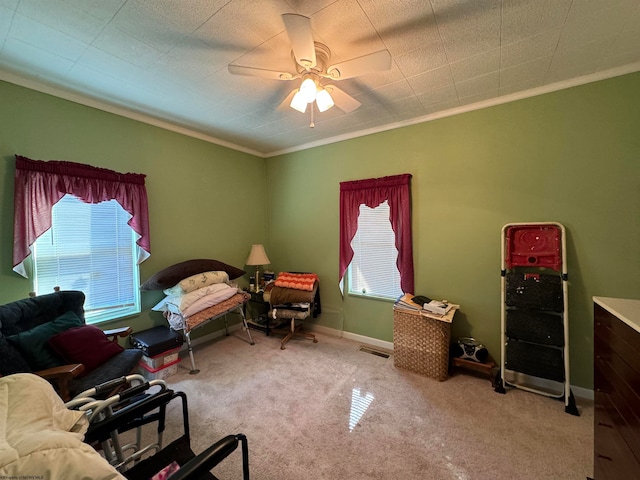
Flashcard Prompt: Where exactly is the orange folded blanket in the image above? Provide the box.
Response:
[274,272,319,291]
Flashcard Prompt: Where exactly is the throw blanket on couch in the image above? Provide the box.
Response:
[0,374,124,480]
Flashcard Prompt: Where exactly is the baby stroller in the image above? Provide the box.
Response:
[66,375,250,480]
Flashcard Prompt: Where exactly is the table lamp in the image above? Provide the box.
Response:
[246,244,271,292]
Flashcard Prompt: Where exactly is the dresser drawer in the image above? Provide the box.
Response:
[595,304,640,376]
[594,378,640,468]
[594,391,640,479]
[594,301,640,479]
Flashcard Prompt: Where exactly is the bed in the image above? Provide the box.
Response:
[151,271,255,374]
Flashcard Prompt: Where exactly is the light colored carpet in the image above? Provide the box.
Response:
[135,329,593,480]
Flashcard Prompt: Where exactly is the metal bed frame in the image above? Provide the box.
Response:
[166,294,255,374]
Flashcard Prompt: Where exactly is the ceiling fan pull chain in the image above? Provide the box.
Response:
[310,102,315,128]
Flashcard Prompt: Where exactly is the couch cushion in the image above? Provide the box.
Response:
[141,259,245,290]
[0,291,85,336]
[48,325,124,376]
[0,337,32,375]
[6,311,84,371]
[69,348,143,396]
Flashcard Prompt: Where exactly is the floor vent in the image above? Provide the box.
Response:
[359,346,390,358]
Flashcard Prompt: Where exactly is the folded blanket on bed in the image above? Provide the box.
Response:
[178,287,238,318]
[184,292,250,332]
[274,272,319,291]
[164,292,250,333]
[153,283,237,315]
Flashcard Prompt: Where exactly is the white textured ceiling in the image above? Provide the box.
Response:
[1,0,639,157]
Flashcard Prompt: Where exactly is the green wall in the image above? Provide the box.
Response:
[266,72,640,389]
[0,80,267,338]
[1,72,639,389]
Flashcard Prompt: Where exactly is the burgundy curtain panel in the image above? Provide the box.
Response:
[339,173,414,294]
[13,155,150,277]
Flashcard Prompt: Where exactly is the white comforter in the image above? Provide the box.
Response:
[153,282,238,318]
[0,374,124,480]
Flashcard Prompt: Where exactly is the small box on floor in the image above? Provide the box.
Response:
[138,358,180,381]
[140,347,181,370]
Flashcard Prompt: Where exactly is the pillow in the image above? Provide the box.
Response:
[6,310,84,371]
[274,272,319,291]
[48,325,123,376]
[163,270,230,296]
[141,259,245,290]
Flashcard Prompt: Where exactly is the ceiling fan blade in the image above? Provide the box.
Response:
[228,64,295,81]
[277,89,298,111]
[282,13,316,69]
[326,50,391,80]
[325,85,361,113]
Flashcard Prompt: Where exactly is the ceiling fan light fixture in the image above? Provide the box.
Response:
[299,77,317,103]
[315,87,334,112]
[229,14,391,120]
[290,90,308,113]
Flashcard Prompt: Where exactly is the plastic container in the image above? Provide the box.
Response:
[139,347,181,370]
[137,358,180,381]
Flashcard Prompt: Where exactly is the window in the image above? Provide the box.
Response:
[32,194,140,323]
[348,201,402,299]
[339,174,414,296]
[13,156,150,322]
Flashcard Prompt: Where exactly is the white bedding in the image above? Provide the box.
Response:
[153,283,238,318]
[0,373,124,480]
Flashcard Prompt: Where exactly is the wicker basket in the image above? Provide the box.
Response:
[393,309,452,381]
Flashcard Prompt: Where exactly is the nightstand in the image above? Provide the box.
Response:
[245,291,273,336]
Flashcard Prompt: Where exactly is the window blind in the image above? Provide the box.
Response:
[33,194,140,323]
[348,201,402,299]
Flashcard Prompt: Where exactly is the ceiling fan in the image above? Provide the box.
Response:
[228,13,392,123]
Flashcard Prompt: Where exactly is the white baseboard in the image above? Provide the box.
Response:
[305,323,393,351]
[341,331,394,352]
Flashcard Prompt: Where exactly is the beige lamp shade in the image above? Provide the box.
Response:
[246,244,270,266]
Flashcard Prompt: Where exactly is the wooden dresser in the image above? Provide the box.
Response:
[593,297,640,479]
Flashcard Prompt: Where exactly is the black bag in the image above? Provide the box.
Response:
[130,326,183,357]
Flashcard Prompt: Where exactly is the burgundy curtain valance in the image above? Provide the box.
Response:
[15,156,147,184]
[13,155,151,277]
[339,173,414,294]
[339,174,412,192]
